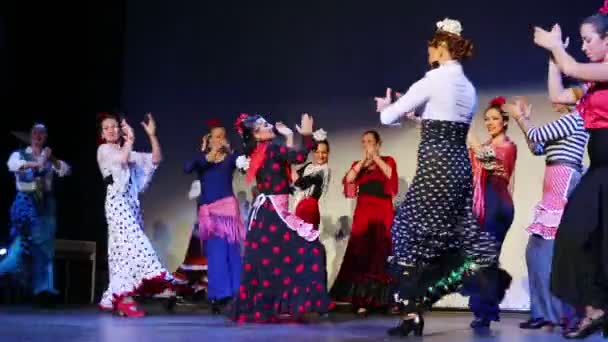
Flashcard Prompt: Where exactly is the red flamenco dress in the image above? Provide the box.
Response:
[230,135,333,323]
[331,156,398,311]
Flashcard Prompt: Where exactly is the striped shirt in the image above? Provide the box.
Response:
[526,112,588,169]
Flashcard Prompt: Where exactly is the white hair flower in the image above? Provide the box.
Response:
[236,155,250,171]
[312,128,327,142]
[436,18,462,36]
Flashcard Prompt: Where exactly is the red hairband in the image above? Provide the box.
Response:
[206,119,222,129]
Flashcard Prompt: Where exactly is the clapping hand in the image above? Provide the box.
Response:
[141,113,157,137]
[201,134,209,152]
[121,119,135,144]
[275,122,293,137]
[504,96,532,120]
[534,24,565,51]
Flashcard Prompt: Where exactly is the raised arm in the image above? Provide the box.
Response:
[504,99,545,155]
[515,117,546,155]
[141,113,162,165]
[117,119,134,165]
[274,113,315,165]
[344,159,365,184]
[376,77,431,125]
[536,24,608,84]
[551,44,608,82]
[548,60,580,104]
[527,114,581,142]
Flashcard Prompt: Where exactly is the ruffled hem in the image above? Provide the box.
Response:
[111,271,172,304]
[526,224,557,240]
[331,275,395,309]
[230,282,334,323]
[531,204,563,227]
[526,204,563,239]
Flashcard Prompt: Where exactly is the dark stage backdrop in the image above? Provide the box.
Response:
[0,1,126,302]
[0,0,595,305]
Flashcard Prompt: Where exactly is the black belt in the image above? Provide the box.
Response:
[103,175,114,186]
[545,160,582,173]
[358,181,391,199]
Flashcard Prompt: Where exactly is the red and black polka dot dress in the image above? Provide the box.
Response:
[230,135,333,322]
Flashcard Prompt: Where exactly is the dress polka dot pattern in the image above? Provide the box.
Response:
[390,120,498,270]
[230,136,333,322]
[97,145,170,307]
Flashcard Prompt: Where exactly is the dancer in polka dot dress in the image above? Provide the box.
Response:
[229,113,333,323]
[375,18,510,337]
[96,112,173,317]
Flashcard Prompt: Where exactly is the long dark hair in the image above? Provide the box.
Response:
[584,14,608,37]
[235,114,263,156]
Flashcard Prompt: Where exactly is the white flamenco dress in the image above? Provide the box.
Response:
[97,144,170,307]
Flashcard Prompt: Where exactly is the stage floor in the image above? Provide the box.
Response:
[0,306,603,342]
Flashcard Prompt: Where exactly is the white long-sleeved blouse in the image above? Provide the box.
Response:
[380,61,477,125]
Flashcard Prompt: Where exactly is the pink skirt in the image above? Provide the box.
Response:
[526,164,582,240]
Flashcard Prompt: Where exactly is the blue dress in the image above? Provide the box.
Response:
[185,152,243,301]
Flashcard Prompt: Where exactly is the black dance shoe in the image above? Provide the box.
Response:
[387,313,425,337]
[470,317,491,329]
[210,296,233,315]
[33,291,59,309]
[563,315,607,339]
[519,318,549,329]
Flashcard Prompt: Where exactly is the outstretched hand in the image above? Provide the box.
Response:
[374,87,392,113]
[295,113,313,135]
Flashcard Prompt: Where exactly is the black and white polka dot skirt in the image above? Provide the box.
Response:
[389,119,497,268]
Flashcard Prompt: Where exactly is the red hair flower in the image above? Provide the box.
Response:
[206,119,222,129]
[234,113,249,136]
[490,96,506,107]
[601,0,608,14]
